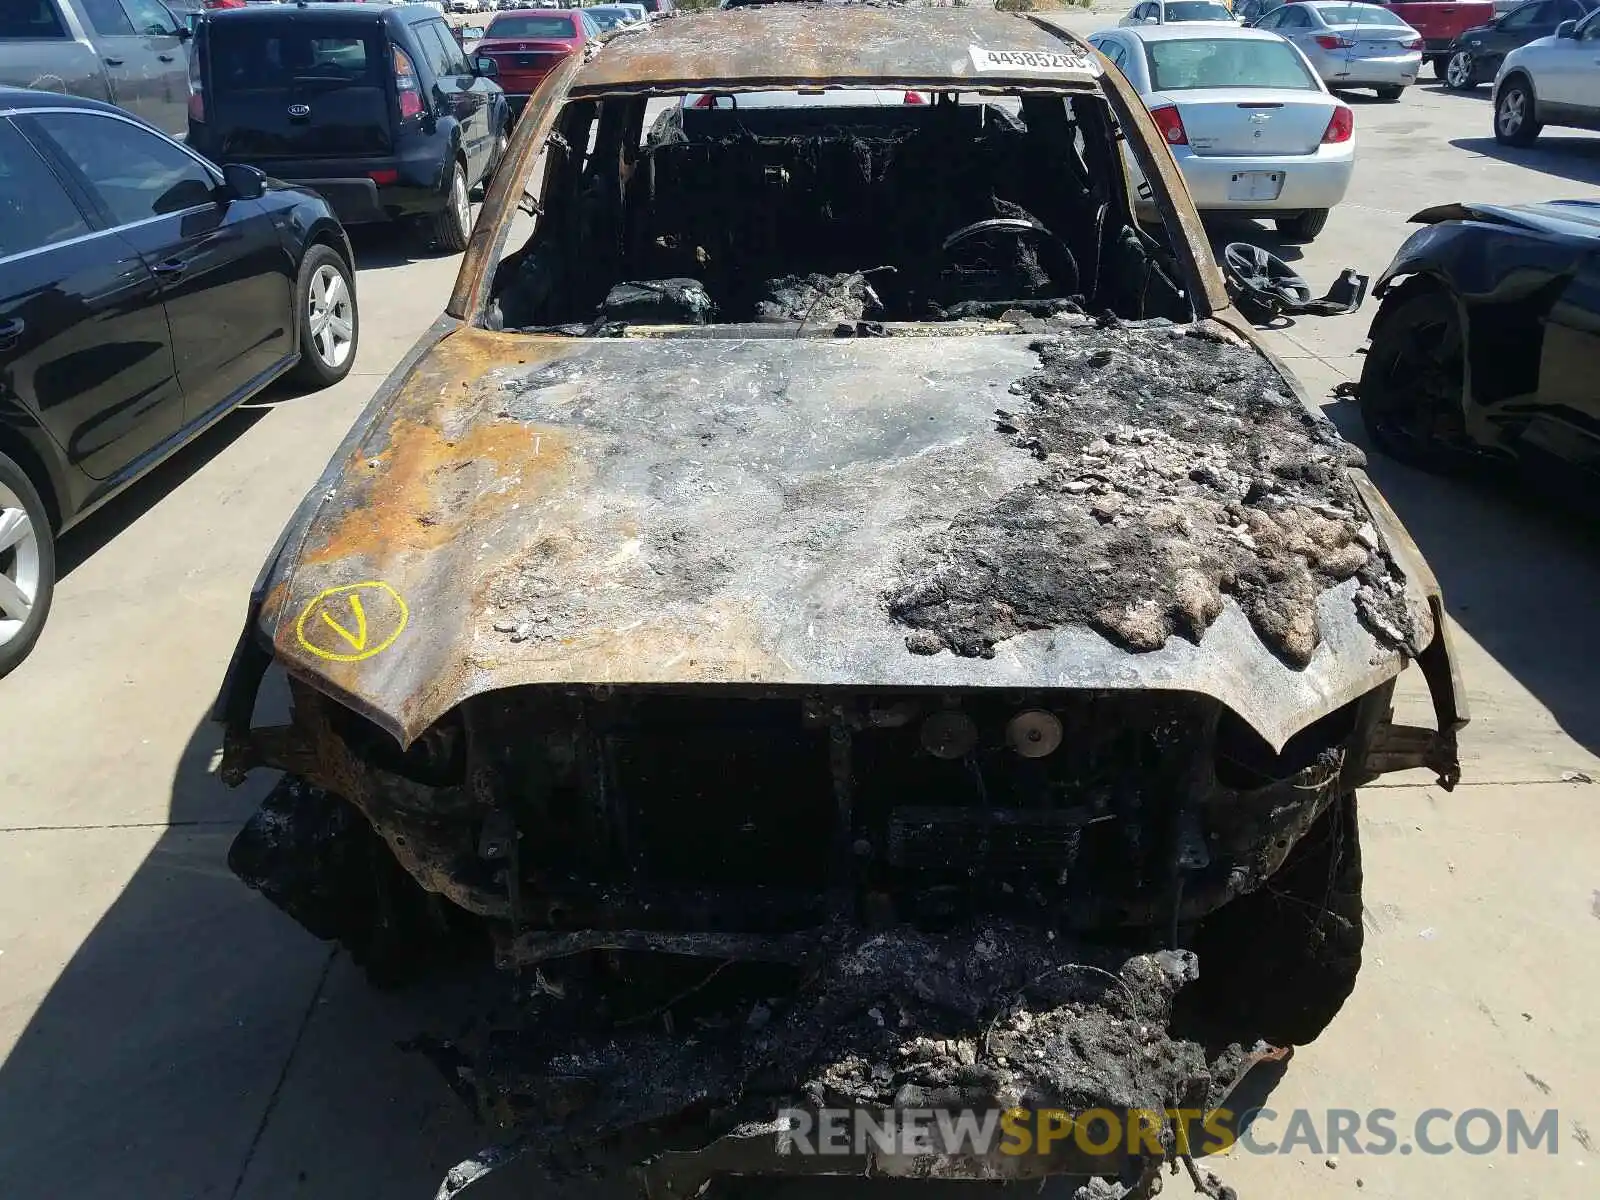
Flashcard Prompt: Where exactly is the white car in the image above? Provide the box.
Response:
[450,0,484,13]
[1089,24,1354,241]
[1493,9,1600,143]
[1249,1,1422,100]
[1121,0,1239,26]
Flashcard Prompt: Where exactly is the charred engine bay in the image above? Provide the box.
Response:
[889,324,1420,669]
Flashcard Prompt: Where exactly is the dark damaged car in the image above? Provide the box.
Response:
[213,6,1467,1194]
[1358,199,1600,500]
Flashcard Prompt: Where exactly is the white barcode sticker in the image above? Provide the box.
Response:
[969,46,1098,74]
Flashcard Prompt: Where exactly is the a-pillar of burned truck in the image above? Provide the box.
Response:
[213,6,1466,1191]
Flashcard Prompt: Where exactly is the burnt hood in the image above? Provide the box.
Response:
[242,322,1438,753]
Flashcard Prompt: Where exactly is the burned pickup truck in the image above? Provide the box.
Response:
[214,6,1466,1194]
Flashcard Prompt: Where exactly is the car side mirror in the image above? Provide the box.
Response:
[475,57,498,77]
[1557,18,1577,36]
[220,162,267,202]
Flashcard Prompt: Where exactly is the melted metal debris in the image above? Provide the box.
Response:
[888,323,1418,668]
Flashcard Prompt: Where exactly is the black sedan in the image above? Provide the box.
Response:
[1441,0,1597,89]
[0,87,359,678]
[1358,201,1600,499]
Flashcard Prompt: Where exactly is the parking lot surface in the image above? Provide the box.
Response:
[3,10,1599,1200]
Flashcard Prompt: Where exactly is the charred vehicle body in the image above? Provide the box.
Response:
[1359,200,1600,502]
[214,6,1466,1193]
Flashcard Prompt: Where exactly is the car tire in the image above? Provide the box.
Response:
[1494,78,1542,146]
[1177,791,1364,1047]
[1375,84,1404,101]
[0,451,55,681]
[431,159,473,253]
[1443,50,1477,90]
[1274,208,1329,242]
[1429,54,1450,80]
[1358,287,1474,472]
[289,245,359,390]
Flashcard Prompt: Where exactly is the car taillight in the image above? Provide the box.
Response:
[903,91,926,105]
[691,94,715,108]
[394,45,424,120]
[1402,37,1423,50]
[1322,106,1354,144]
[203,0,246,9]
[1314,34,1354,50]
[1149,104,1188,146]
[367,168,399,185]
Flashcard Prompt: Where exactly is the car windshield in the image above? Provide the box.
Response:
[1311,4,1409,25]
[486,87,1195,334]
[1145,37,1320,89]
[587,8,633,28]
[486,14,577,37]
[1164,2,1235,19]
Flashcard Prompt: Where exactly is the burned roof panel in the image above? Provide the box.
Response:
[570,6,1103,95]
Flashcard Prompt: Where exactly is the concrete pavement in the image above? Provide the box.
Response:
[3,18,1600,1199]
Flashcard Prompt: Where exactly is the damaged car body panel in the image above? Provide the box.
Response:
[250,325,1432,753]
[1364,199,1600,484]
[214,7,1466,1194]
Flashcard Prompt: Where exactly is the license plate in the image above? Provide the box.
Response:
[1228,171,1283,202]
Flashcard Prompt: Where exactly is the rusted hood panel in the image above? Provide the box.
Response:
[259,326,1428,751]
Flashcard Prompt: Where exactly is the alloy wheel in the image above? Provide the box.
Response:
[1446,52,1473,89]
[1497,89,1526,137]
[452,167,472,239]
[0,483,41,648]
[307,263,355,369]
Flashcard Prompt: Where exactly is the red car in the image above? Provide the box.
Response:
[473,9,603,119]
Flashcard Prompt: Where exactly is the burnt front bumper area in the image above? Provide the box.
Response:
[219,676,1395,1187]
[223,675,1393,956]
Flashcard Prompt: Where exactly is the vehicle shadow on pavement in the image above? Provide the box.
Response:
[347,224,466,272]
[1420,82,1493,103]
[1324,404,1600,762]
[55,407,268,579]
[0,682,545,1198]
[1449,136,1600,188]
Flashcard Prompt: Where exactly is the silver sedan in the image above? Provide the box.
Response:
[1088,24,1355,241]
[1121,0,1239,25]
[1248,1,1424,98]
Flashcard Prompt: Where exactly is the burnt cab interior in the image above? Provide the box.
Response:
[487,90,1195,332]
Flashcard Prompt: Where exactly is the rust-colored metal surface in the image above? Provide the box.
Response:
[570,6,1104,96]
[254,324,1437,756]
